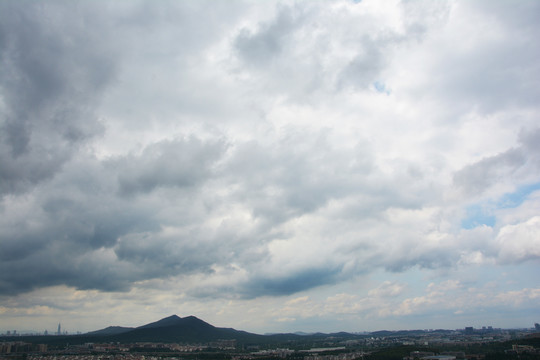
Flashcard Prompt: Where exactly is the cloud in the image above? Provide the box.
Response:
[453,148,525,196]
[241,266,344,298]
[453,125,540,198]
[113,137,227,196]
[495,287,540,307]
[394,1,540,116]
[235,5,297,66]
[391,281,540,319]
[0,1,115,195]
[368,281,406,297]
[497,216,540,264]
[1,0,540,332]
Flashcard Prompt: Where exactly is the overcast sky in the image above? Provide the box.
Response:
[1,0,540,335]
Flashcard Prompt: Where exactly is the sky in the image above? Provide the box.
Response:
[1,0,540,335]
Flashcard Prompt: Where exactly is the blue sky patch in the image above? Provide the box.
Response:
[496,181,540,209]
[461,181,540,229]
[373,81,390,95]
[461,204,495,229]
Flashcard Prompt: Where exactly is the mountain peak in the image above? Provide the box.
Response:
[138,314,183,329]
[164,314,182,320]
[136,315,215,330]
[179,315,215,329]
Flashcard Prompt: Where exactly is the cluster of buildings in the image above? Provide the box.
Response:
[24,355,164,360]
[364,328,519,348]
[506,344,540,356]
[0,341,237,357]
[0,342,48,354]
[1,325,538,360]
[303,350,367,360]
[0,324,72,337]
[402,350,485,360]
[1,340,539,360]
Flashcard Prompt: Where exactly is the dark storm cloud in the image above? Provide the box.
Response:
[241,266,344,298]
[112,228,248,284]
[0,1,115,195]
[184,263,347,300]
[0,170,159,294]
[113,137,227,196]
[0,133,229,295]
[0,242,139,295]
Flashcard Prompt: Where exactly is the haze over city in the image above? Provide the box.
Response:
[1,0,539,336]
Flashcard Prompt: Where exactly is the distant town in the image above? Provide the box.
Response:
[1,316,540,360]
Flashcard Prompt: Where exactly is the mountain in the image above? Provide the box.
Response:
[86,326,134,336]
[92,315,371,345]
[13,315,366,346]
[137,314,184,329]
[106,315,267,344]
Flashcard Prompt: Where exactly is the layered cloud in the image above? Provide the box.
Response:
[1,0,539,331]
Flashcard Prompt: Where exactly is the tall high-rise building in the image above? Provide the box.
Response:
[57,323,61,335]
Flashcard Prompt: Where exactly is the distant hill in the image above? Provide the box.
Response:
[370,329,453,337]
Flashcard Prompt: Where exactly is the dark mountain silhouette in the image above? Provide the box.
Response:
[86,326,134,336]
[8,315,367,346]
[98,315,366,344]
[104,315,268,344]
[137,314,185,329]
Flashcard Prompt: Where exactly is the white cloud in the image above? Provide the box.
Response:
[368,281,406,297]
[497,216,540,263]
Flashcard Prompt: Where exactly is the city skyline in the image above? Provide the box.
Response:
[1,0,539,335]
